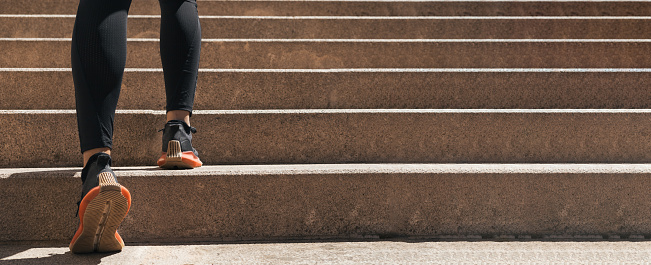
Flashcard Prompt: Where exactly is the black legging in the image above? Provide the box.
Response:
[72,0,201,153]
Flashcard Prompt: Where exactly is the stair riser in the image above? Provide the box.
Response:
[3,71,651,110]
[2,112,651,168]
[3,170,651,242]
[5,17,651,39]
[3,0,651,16]
[4,41,651,69]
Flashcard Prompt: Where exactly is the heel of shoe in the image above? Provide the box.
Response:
[157,139,202,169]
[70,173,131,254]
[166,140,183,162]
[99,172,118,187]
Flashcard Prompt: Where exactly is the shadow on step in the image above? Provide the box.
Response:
[0,244,114,265]
[3,168,80,179]
[3,167,167,178]
[2,237,649,264]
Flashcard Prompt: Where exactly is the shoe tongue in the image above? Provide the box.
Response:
[86,152,110,165]
[86,153,111,169]
[95,153,112,167]
[80,153,111,183]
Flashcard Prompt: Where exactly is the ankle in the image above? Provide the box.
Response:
[167,110,190,126]
[82,148,111,167]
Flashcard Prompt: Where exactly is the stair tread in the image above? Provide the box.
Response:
[4,16,651,39]
[3,70,651,110]
[1,242,651,263]
[3,110,651,167]
[5,163,651,178]
[3,163,651,242]
[4,40,651,69]
[4,0,651,16]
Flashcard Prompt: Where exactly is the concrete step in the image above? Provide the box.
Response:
[3,39,651,69]
[3,164,651,243]
[3,0,651,16]
[2,110,651,167]
[4,16,651,39]
[3,242,651,263]
[3,69,651,110]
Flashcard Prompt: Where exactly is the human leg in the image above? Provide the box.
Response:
[157,0,203,169]
[72,0,132,164]
[70,0,132,253]
[159,0,201,116]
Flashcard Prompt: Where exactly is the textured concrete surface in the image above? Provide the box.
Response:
[3,164,651,242]
[3,242,651,264]
[4,40,651,69]
[4,70,651,110]
[3,111,651,167]
[3,0,651,16]
[4,17,651,39]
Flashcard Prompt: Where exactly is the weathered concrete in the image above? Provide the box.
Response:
[3,242,651,264]
[2,111,651,167]
[3,164,651,242]
[4,70,651,110]
[4,40,651,69]
[4,17,651,39]
[3,0,651,16]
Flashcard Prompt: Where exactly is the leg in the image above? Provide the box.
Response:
[70,0,132,253]
[72,0,132,166]
[159,0,201,120]
[157,0,203,169]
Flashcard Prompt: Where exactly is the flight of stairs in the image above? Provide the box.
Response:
[2,0,651,243]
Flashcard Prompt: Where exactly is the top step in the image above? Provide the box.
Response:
[3,0,651,16]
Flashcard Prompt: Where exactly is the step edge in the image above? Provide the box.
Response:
[4,109,651,114]
[6,67,651,72]
[4,163,651,178]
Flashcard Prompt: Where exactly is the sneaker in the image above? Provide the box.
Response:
[157,120,203,169]
[69,153,131,254]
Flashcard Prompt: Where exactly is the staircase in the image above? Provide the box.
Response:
[2,0,651,244]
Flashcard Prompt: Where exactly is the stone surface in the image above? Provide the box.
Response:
[4,70,651,110]
[3,17,651,39]
[2,111,651,167]
[2,242,651,264]
[3,164,651,242]
[4,40,651,69]
[3,0,651,16]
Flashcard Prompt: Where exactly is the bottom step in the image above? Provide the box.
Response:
[2,242,651,264]
[2,164,651,243]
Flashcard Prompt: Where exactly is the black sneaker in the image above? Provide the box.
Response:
[69,153,131,254]
[157,120,203,169]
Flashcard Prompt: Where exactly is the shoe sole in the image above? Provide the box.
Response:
[70,172,131,254]
[157,140,203,169]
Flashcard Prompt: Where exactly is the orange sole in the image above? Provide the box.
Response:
[70,172,131,254]
[157,140,202,169]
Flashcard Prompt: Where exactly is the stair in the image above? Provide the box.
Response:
[2,0,651,244]
[6,40,651,68]
[4,164,651,242]
[4,242,651,263]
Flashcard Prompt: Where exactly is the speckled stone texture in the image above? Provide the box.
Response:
[3,165,651,242]
[4,41,651,69]
[4,242,651,264]
[3,0,651,16]
[2,111,651,168]
[4,0,651,246]
[4,17,651,39]
[4,71,651,110]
